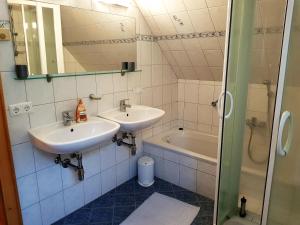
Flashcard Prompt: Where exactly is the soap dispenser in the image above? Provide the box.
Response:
[76,99,87,123]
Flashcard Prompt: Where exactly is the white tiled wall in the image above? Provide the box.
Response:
[178,79,221,135]
[144,143,217,200]
[135,0,227,81]
[0,0,178,225]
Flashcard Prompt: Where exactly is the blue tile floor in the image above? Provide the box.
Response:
[53,177,214,225]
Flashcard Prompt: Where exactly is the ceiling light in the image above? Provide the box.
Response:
[98,0,130,8]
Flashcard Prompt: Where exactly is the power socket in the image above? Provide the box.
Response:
[9,104,22,116]
[9,102,33,116]
[22,102,32,113]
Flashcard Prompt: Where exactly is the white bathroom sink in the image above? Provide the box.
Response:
[28,117,120,154]
[99,105,165,132]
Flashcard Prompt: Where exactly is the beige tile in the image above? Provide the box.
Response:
[166,40,185,51]
[30,104,56,128]
[98,94,114,112]
[188,9,215,32]
[183,120,197,130]
[143,16,160,35]
[186,50,207,66]
[194,66,214,80]
[26,79,54,105]
[152,86,163,107]
[208,5,227,31]
[183,0,207,10]
[141,87,153,106]
[113,74,128,92]
[199,37,221,50]
[76,76,96,98]
[203,50,224,67]
[184,82,198,103]
[198,104,213,125]
[210,67,223,81]
[96,74,114,95]
[1,73,26,107]
[163,0,186,13]
[181,39,202,50]
[152,43,163,65]
[205,0,228,8]
[212,108,219,126]
[198,84,214,105]
[171,12,195,33]
[153,14,176,34]
[172,51,192,67]
[178,82,185,101]
[181,67,197,80]
[140,65,152,88]
[140,42,152,65]
[152,65,163,86]
[148,0,168,15]
[184,103,197,122]
[197,123,212,133]
[163,84,172,104]
[53,77,77,102]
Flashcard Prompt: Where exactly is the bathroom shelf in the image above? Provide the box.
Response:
[14,69,142,82]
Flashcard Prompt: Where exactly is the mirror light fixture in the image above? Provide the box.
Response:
[98,0,130,7]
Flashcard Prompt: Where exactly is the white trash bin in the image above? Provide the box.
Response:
[138,156,155,187]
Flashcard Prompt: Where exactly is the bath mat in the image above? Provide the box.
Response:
[120,192,200,225]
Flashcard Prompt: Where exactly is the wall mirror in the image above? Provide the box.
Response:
[8,0,137,76]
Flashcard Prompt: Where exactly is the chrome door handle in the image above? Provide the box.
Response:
[277,111,293,156]
[217,91,234,119]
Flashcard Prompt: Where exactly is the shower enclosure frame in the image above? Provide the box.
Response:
[261,0,294,224]
[213,0,233,223]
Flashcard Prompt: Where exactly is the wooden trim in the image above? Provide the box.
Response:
[0,74,23,225]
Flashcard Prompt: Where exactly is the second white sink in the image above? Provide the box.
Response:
[99,105,165,132]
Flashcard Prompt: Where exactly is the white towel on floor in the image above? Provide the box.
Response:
[120,192,200,225]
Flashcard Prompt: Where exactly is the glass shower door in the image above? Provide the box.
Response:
[216,0,257,224]
[263,0,300,224]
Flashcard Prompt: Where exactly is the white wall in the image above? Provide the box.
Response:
[0,0,178,225]
[177,79,222,135]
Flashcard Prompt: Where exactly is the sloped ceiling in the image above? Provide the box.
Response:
[135,0,286,83]
[135,0,228,81]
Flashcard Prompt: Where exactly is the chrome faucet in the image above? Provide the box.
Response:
[62,111,74,126]
[120,99,131,112]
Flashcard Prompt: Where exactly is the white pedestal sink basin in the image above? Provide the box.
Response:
[98,105,165,132]
[28,117,120,154]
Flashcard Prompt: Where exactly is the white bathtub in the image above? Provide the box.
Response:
[143,129,218,200]
[143,128,266,210]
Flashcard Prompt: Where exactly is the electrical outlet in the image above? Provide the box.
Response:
[22,102,32,113]
[9,104,22,116]
[9,102,32,116]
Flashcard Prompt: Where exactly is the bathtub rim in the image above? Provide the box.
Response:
[143,129,218,165]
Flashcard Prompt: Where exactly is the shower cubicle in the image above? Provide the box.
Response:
[215,0,300,224]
